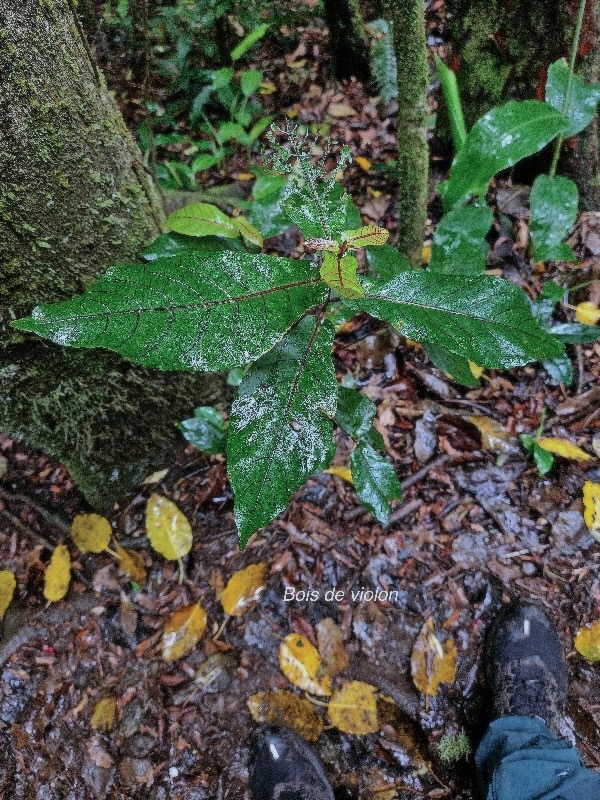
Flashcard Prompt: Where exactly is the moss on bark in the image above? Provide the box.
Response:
[383,0,429,265]
[0,0,227,508]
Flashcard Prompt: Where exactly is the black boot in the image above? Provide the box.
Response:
[249,725,335,800]
[484,600,568,734]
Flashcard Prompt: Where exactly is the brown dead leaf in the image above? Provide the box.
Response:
[87,736,113,769]
[466,416,516,455]
[327,102,357,117]
[316,617,349,678]
[120,591,138,637]
[115,547,147,585]
[247,690,324,741]
[410,618,457,696]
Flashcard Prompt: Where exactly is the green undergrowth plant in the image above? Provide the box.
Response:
[14,123,569,547]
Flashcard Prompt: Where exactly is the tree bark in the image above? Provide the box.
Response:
[323,0,372,82]
[574,0,600,210]
[383,0,429,265]
[0,0,226,509]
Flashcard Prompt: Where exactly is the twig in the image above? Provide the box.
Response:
[401,455,450,491]
[0,487,71,535]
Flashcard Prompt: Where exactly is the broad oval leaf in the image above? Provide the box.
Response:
[320,252,364,299]
[179,406,227,454]
[350,443,402,524]
[278,633,332,696]
[166,203,240,239]
[115,546,147,585]
[340,225,389,249]
[335,387,378,441]
[91,697,116,732]
[146,494,193,561]
[221,562,267,617]
[12,253,328,372]
[231,216,264,248]
[161,603,207,662]
[247,690,324,741]
[425,343,480,387]
[428,205,493,275]
[583,481,600,531]
[365,244,412,279]
[343,272,564,368]
[71,514,112,553]
[228,316,337,546]
[142,233,245,261]
[546,58,600,139]
[411,618,457,696]
[530,175,578,262]
[574,620,600,662]
[440,101,566,209]
[328,680,379,735]
[44,544,71,603]
[0,570,16,621]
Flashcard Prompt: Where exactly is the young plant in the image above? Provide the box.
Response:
[13,124,563,547]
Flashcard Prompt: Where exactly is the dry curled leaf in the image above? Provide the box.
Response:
[466,416,514,455]
[44,544,71,603]
[316,617,349,678]
[278,633,332,696]
[410,618,457,697]
[71,513,112,553]
[327,102,357,117]
[146,493,192,576]
[327,680,379,735]
[91,697,117,732]
[583,481,600,533]
[574,620,600,662]
[355,156,371,172]
[161,603,207,662]
[221,562,267,617]
[0,570,16,621]
[247,690,324,741]
[537,437,592,462]
[115,546,147,585]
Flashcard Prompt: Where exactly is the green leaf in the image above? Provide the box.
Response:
[440,101,567,209]
[336,387,377,440]
[435,55,468,152]
[231,216,263,248]
[342,273,564,368]
[540,279,565,303]
[230,23,269,61]
[13,253,327,372]
[366,244,412,279]
[191,153,224,172]
[179,407,227,453]
[213,67,234,88]
[533,442,554,475]
[428,205,493,275]
[166,203,241,239]
[549,322,600,344]
[227,367,245,386]
[350,443,402,524]
[227,316,337,546]
[249,172,290,238]
[424,343,480,387]
[141,233,245,261]
[283,182,350,239]
[216,122,247,144]
[240,69,264,97]
[320,253,364,299]
[543,353,573,386]
[247,116,275,144]
[546,58,600,138]
[529,175,578,262]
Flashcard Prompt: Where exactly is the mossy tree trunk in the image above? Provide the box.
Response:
[323,0,371,82]
[574,0,600,210]
[383,0,429,265]
[0,0,226,509]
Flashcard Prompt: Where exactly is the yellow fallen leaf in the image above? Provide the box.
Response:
[326,465,353,484]
[146,493,193,580]
[44,545,71,603]
[327,102,357,117]
[91,697,116,732]
[71,514,112,553]
[355,156,371,172]
[0,570,16,620]
[537,437,592,462]
[161,603,207,662]
[574,620,600,662]
[466,416,514,455]
[410,618,457,696]
[142,468,169,484]
[469,362,484,379]
[575,301,600,326]
[221,562,267,617]
[328,680,379,735]
[278,633,332,696]
[115,546,147,585]
[259,81,277,95]
[247,690,324,741]
[316,617,349,678]
[583,481,600,531]
[421,245,431,264]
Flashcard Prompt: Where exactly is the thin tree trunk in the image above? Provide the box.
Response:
[574,0,600,210]
[324,0,371,82]
[0,0,226,508]
[384,0,429,265]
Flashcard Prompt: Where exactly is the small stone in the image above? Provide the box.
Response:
[521,562,536,576]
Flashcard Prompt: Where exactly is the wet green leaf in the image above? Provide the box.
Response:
[530,175,578,262]
[425,343,480,387]
[350,443,402,524]
[230,23,269,61]
[549,322,600,344]
[336,388,376,440]
[546,59,600,138]
[543,353,574,386]
[533,442,554,475]
[166,203,240,238]
[248,172,290,238]
[435,55,468,152]
[141,233,244,261]
[179,407,227,453]
[228,316,337,546]
[366,244,412,279]
[428,205,493,275]
[283,182,355,239]
[12,253,327,372]
[440,101,566,208]
[342,273,564,368]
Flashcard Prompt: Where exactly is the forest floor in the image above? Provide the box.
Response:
[1,9,600,800]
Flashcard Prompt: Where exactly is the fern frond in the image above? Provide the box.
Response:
[368,19,398,104]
